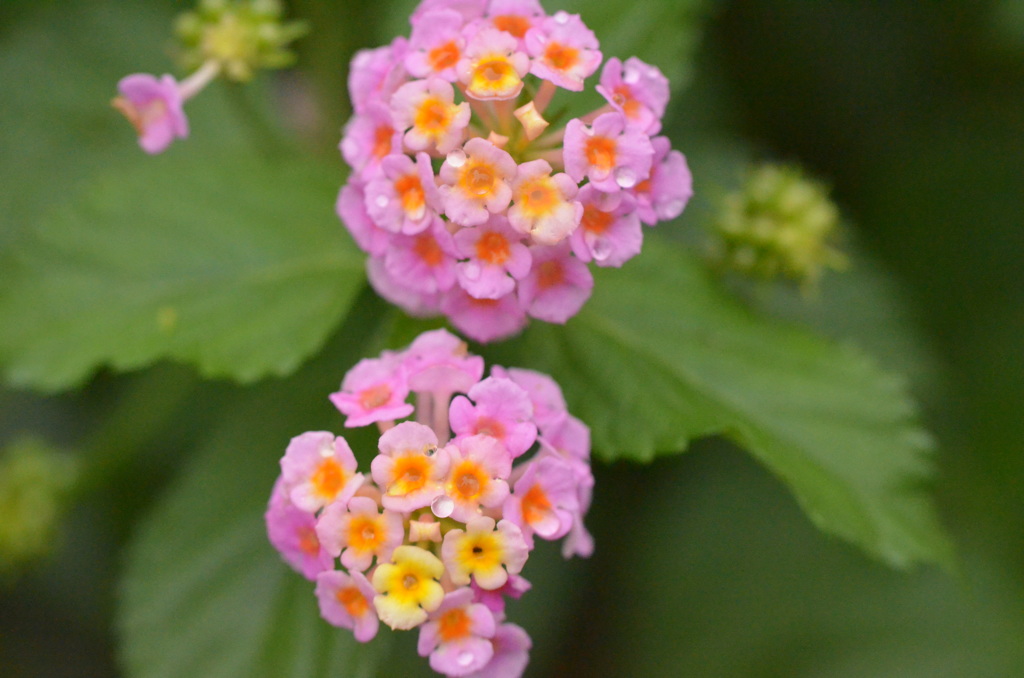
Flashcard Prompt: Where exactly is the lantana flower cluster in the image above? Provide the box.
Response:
[266,329,593,678]
[339,0,693,342]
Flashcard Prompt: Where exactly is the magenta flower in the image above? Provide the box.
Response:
[113,74,189,154]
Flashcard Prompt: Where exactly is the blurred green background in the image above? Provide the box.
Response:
[1,0,1022,676]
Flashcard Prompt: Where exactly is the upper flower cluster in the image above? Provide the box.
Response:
[339,0,693,342]
[266,329,593,678]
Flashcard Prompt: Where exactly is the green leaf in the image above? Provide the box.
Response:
[495,237,952,568]
[0,150,361,391]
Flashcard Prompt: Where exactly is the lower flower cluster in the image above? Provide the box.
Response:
[266,329,593,677]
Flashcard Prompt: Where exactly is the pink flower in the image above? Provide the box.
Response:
[337,180,391,256]
[279,432,363,513]
[569,184,643,267]
[315,569,380,642]
[597,56,670,134]
[265,478,334,580]
[340,101,403,177]
[517,242,593,323]
[632,135,693,225]
[563,111,654,193]
[315,495,404,571]
[507,159,582,246]
[348,39,410,115]
[525,12,602,91]
[383,216,460,295]
[440,434,513,522]
[490,366,568,433]
[503,453,579,548]
[449,377,537,457]
[417,588,497,676]
[485,0,546,47]
[402,328,485,395]
[464,623,532,678]
[453,214,532,299]
[371,421,451,512]
[365,152,444,235]
[439,137,518,227]
[406,9,467,81]
[440,286,528,343]
[391,78,472,154]
[457,28,530,100]
[113,74,188,154]
[329,353,413,427]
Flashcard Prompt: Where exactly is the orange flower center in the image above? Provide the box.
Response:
[585,137,617,172]
[473,415,506,439]
[298,526,321,556]
[492,15,531,38]
[581,205,615,235]
[414,97,452,134]
[518,176,560,216]
[537,260,565,290]
[438,607,473,642]
[428,41,460,72]
[475,231,511,264]
[521,483,552,526]
[391,456,431,494]
[413,233,444,266]
[544,42,579,71]
[348,515,383,551]
[336,585,369,617]
[359,383,392,410]
[312,458,346,498]
[452,462,487,501]
[459,161,497,198]
[612,85,642,119]
[395,174,425,216]
[373,124,394,160]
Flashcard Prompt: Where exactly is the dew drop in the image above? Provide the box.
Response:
[553,10,570,24]
[614,167,637,189]
[662,199,685,218]
[375,195,390,209]
[623,67,641,85]
[456,651,476,667]
[591,239,612,261]
[446,149,467,168]
[431,495,455,518]
[462,261,481,280]
[319,441,334,458]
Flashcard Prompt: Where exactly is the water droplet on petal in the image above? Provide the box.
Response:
[591,239,612,261]
[431,495,454,518]
[554,11,570,24]
[660,199,685,219]
[462,261,480,280]
[614,167,637,189]
[623,68,641,85]
[319,441,334,457]
[375,195,390,208]
[456,651,476,667]
[447,149,467,168]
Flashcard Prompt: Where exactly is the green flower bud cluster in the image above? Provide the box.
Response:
[174,0,308,82]
[711,164,846,288]
[0,438,78,573]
